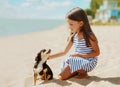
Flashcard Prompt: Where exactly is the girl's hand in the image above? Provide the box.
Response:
[71,53,86,58]
[71,53,81,57]
[48,55,51,60]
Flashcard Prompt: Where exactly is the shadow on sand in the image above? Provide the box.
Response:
[24,77,71,87]
[68,76,120,86]
[24,76,120,87]
[40,78,72,86]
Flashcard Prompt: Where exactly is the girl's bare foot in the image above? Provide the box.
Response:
[74,73,89,79]
[73,69,89,79]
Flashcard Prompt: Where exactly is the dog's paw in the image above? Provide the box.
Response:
[32,84,37,87]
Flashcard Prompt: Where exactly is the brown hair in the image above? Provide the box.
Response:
[66,7,97,47]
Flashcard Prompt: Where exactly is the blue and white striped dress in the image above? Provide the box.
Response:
[61,34,98,73]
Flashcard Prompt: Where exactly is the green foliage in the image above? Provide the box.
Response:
[117,0,120,7]
[90,0,103,18]
[85,9,94,18]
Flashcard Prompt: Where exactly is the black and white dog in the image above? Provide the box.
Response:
[33,49,53,86]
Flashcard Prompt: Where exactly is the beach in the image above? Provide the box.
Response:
[0,25,120,87]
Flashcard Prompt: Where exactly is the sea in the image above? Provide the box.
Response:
[0,19,65,37]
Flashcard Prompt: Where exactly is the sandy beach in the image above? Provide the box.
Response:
[0,25,120,87]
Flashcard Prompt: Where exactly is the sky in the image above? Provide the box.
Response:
[0,0,91,19]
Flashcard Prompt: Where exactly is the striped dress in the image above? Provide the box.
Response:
[61,34,98,73]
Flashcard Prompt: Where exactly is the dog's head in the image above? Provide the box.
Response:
[35,49,51,62]
[34,49,51,69]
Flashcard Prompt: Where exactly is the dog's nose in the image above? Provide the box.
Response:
[47,49,51,53]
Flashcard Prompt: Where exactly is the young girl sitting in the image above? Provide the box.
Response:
[48,7,100,80]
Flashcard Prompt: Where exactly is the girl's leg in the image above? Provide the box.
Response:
[59,65,77,80]
[74,69,89,79]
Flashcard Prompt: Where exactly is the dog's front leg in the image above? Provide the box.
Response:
[46,75,51,81]
[43,68,47,81]
[34,73,38,86]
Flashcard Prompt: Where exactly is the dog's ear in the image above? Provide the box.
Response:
[35,52,41,61]
[37,52,41,61]
[34,63,37,68]
[35,57,38,61]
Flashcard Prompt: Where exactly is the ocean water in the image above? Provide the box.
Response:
[0,19,65,36]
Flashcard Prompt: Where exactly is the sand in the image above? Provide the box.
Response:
[0,25,120,87]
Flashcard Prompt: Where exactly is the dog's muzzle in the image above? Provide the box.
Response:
[47,49,51,54]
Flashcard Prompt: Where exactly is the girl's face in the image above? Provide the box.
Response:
[67,19,83,33]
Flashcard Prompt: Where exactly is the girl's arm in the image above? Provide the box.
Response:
[48,35,73,59]
[81,39,100,58]
[72,34,100,58]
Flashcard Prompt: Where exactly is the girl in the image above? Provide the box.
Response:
[48,7,100,80]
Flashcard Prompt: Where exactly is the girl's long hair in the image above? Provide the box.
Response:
[66,7,97,47]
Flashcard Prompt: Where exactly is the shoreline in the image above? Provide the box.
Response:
[0,23,66,38]
[0,19,65,37]
[1,24,120,38]
[0,25,120,87]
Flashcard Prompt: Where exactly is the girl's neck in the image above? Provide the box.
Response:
[77,31,82,35]
[76,31,83,40]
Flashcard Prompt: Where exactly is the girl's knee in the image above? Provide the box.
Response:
[59,75,64,80]
[59,66,71,80]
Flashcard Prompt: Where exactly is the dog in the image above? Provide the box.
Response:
[33,49,53,86]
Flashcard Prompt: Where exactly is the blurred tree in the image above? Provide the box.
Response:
[90,0,103,18]
[85,9,94,17]
[117,0,120,7]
